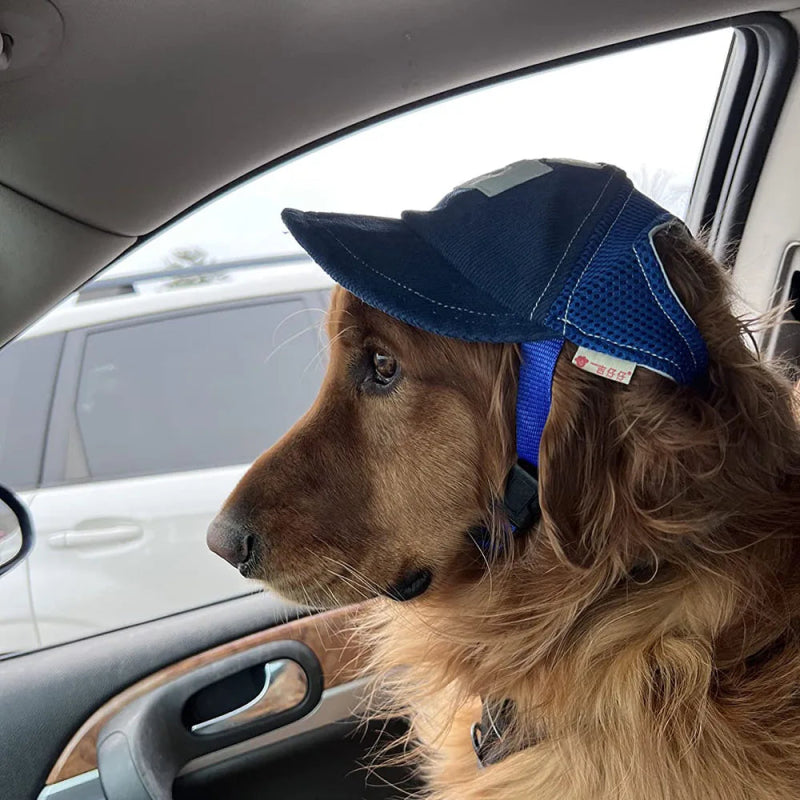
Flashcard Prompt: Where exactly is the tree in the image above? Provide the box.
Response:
[629,166,690,217]
[163,247,225,289]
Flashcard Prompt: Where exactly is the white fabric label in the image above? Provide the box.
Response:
[572,346,636,384]
[455,159,552,197]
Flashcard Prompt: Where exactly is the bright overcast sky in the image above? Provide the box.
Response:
[106,29,732,280]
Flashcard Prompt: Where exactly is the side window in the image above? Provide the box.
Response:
[0,29,733,653]
[74,299,322,481]
[0,335,63,492]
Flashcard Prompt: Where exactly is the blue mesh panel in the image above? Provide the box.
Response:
[545,192,707,383]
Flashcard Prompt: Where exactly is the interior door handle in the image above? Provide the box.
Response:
[48,523,143,549]
[187,658,306,736]
[96,639,323,800]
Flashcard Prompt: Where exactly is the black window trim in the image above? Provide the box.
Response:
[685,15,797,260]
[40,292,325,489]
[35,332,67,491]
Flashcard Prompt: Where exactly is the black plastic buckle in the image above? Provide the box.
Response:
[503,460,541,532]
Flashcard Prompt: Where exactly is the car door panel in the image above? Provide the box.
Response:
[173,718,416,800]
[38,719,414,800]
[45,605,364,785]
[3,599,403,800]
[1,593,282,799]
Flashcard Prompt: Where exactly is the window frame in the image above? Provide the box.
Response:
[40,290,329,489]
[685,15,797,259]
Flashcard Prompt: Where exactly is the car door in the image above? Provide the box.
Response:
[26,295,327,647]
[23,595,414,800]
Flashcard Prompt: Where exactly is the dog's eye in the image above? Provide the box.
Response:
[372,351,398,384]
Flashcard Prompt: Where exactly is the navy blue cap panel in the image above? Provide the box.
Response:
[281,209,553,342]
[402,162,629,321]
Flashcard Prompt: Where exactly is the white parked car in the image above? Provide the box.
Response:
[0,257,332,653]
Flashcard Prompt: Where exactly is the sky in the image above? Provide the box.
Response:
[103,29,733,281]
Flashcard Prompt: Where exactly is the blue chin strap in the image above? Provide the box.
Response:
[500,338,564,534]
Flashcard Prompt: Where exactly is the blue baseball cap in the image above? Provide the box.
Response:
[281,158,707,385]
[283,159,710,536]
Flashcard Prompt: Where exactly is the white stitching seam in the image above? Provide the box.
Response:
[557,316,682,370]
[632,244,698,369]
[528,172,616,320]
[320,226,513,318]
[561,187,635,336]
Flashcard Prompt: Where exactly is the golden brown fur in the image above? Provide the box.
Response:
[218,224,800,799]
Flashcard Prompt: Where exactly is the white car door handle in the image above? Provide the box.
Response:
[48,523,143,549]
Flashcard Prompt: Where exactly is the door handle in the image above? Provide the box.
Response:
[97,639,323,800]
[48,523,143,549]
[189,658,304,736]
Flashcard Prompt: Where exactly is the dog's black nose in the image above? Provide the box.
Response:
[207,514,253,569]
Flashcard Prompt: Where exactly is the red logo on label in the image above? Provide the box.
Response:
[574,355,589,368]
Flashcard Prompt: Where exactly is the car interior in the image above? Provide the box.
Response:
[2,1,800,799]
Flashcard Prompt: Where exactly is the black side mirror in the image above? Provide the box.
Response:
[0,483,34,578]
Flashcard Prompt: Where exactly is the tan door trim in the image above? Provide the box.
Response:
[46,604,368,785]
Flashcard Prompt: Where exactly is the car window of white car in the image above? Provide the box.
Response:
[0,28,733,654]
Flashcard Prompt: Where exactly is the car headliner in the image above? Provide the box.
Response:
[0,0,794,346]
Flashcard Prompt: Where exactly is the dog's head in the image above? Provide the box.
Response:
[208,282,518,605]
[208,224,799,612]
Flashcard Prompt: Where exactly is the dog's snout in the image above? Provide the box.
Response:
[207,513,254,570]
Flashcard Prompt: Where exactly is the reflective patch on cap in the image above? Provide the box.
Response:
[456,160,553,197]
[572,346,636,384]
[547,158,603,170]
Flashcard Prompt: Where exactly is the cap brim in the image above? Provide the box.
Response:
[281,208,549,342]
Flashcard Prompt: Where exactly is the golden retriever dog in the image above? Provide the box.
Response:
[209,168,800,799]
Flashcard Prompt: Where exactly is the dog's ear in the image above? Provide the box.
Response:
[536,226,800,575]
[537,346,697,572]
[537,349,645,571]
